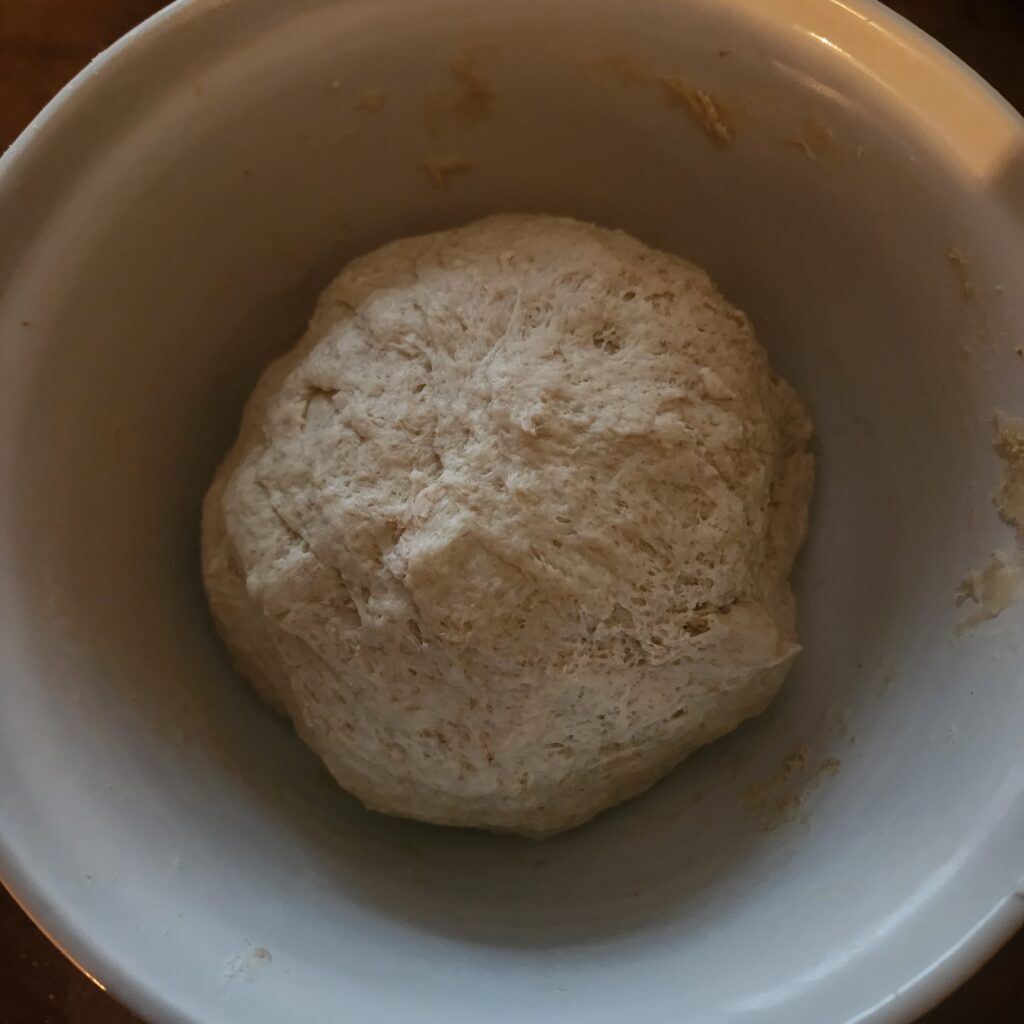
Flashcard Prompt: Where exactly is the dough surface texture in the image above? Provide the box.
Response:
[202,214,814,836]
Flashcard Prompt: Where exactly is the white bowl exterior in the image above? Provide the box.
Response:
[2,1,1024,1023]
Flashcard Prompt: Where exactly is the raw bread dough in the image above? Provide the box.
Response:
[202,214,814,836]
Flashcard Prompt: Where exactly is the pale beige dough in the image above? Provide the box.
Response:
[202,214,814,836]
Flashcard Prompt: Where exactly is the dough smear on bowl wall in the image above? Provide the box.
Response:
[201,213,814,836]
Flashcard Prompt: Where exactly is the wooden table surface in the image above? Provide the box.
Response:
[2,1,1023,1021]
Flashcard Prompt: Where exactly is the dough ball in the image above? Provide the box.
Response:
[202,214,814,836]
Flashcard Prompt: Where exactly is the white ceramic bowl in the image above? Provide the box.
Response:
[2,1,1024,1022]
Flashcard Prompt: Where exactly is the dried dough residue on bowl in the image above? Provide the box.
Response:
[947,246,993,356]
[355,87,386,112]
[740,744,841,831]
[416,48,494,186]
[223,946,273,983]
[419,152,473,188]
[785,116,841,164]
[424,48,496,133]
[947,247,977,301]
[994,411,1024,535]
[957,412,1024,632]
[658,76,733,146]
[589,54,735,147]
[956,552,1024,634]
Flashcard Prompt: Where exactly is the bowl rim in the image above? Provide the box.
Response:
[1,1,1023,1022]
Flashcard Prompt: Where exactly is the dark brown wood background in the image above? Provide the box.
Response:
[2,1,1023,1021]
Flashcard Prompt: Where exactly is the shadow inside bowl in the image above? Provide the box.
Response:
[9,209,912,949]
